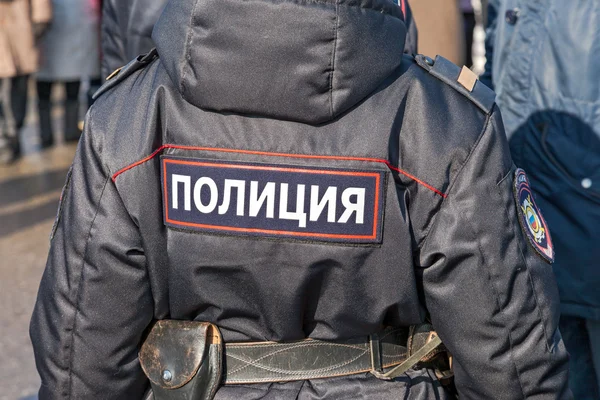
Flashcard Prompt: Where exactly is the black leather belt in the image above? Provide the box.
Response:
[139,321,445,397]
[222,327,409,384]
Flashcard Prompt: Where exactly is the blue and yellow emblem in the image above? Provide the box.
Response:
[514,168,554,263]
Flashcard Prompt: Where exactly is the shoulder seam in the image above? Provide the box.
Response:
[418,109,494,250]
[442,106,495,197]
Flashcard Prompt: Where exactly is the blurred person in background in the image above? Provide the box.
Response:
[408,0,465,65]
[0,0,52,163]
[101,0,169,80]
[483,1,600,398]
[36,0,101,147]
[460,0,475,68]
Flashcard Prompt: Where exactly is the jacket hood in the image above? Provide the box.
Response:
[153,0,407,124]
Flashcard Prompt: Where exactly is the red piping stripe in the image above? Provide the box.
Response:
[400,0,406,18]
[111,144,447,198]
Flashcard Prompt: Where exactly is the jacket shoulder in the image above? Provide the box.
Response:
[414,54,496,115]
[88,50,171,182]
[394,55,495,197]
[93,48,159,100]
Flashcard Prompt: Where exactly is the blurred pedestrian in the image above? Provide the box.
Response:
[460,0,476,68]
[101,0,168,80]
[36,0,101,147]
[0,0,52,163]
[484,1,600,398]
[408,0,465,65]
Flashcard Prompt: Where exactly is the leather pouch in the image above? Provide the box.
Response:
[140,321,223,400]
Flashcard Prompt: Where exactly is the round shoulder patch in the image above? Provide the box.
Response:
[513,168,554,263]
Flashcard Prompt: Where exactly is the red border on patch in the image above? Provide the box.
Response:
[163,158,382,241]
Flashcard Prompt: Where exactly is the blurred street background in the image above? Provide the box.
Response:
[0,82,77,400]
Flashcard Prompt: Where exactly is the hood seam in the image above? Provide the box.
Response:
[285,0,404,19]
[328,2,340,118]
[179,0,202,102]
[156,0,407,124]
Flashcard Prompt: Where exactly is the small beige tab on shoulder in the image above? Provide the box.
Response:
[106,67,123,81]
[458,66,477,92]
[457,66,478,92]
[416,54,496,114]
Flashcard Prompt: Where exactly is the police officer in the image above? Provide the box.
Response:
[30,0,571,398]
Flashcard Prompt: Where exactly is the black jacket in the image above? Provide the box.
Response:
[101,0,168,80]
[32,0,570,398]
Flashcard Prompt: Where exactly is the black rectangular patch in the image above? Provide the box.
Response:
[162,157,385,244]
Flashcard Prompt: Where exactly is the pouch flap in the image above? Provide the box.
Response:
[140,321,221,389]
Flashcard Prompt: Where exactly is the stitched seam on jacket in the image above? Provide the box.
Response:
[179,0,202,101]
[100,64,160,311]
[431,161,527,399]
[328,1,339,118]
[419,109,527,398]
[523,3,548,130]
[141,63,163,166]
[461,198,527,399]
[493,172,530,397]
[62,111,111,398]
[241,0,403,19]
[418,111,492,251]
[65,178,110,398]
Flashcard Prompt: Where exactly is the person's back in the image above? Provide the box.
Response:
[31,0,571,398]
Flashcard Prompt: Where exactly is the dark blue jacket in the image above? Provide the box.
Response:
[484,0,600,320]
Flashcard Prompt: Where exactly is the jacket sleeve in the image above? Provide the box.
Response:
[101,0,126,80]
[30,0,52,24]
[479,0,498,89]
[30,110,154,399]
[418,107,572,399]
